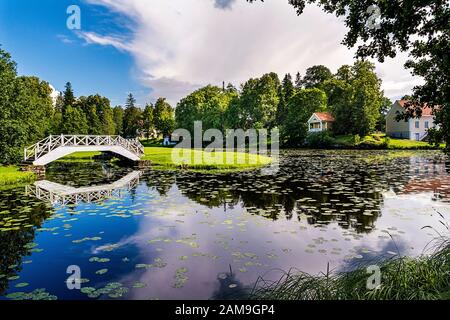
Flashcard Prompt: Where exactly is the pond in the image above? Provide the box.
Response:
[0,150,449,300]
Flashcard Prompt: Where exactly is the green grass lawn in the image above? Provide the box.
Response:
[0,166,35,187]
[141,147,273,171]
[387,138,444,149]
[51,147,273,172]
[57,151,102,162]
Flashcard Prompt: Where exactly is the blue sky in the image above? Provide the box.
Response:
[0,0,419,106]
[0,0,147,106]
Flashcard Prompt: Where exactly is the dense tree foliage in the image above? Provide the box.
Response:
[122,94,143,138]
[249,0,449,152]
[153,98,175,137]
[0,48,54,163]
[282,88,328,146]
[113,106,124,136]
[60,105,89,135]
[176,85,236,133]
[228,73,280,130]
[327,61,385,136]
[143,103,155,139]
[300,65,333,89]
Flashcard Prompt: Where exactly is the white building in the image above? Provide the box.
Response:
[386,100,435,141]
[307,112,335,133]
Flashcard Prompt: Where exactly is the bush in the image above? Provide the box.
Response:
[304,132,336,148]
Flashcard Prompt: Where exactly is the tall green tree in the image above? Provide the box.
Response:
[327,61,384,136]
[282,88,328,146]
[301,65,333,89]
[294,72,302,90]
[143,103,155,139]
[123,93,143,138]
[60,105,89,135]
[0,48,55,163]
[154,98,175,137]
[228,72,280,129]
[78,95,115,135]
[113,106,124,136]
[277,74,296,125]
[62,82,75,114]
[176,85,236,133]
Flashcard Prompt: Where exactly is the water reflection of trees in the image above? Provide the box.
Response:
[165,151,440,234]
[46,162,126,187]
[0,189,52,295]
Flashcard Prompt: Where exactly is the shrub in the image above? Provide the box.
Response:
[304,132,336,148]
[352,134,361,144]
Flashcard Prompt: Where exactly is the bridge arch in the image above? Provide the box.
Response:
[24,135,144,166]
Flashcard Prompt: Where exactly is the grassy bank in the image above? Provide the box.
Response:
[0,166,36,187]
[53,147,273,172]
[250,241,450,300]
[141,147,272,171]
[333,134,444,150]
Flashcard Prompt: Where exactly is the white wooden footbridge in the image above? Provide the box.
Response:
[26,171,142,206]
[24,135,145,166]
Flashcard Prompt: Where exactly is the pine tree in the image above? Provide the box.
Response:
[63,82,75,114]
[295,72,302,90]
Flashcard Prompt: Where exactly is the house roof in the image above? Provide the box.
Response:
[397,100,434,116]
[314,112,335,122]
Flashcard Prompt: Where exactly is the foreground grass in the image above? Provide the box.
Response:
[142,147,273,171]
[0,166,35,187]
[250,241,450,300]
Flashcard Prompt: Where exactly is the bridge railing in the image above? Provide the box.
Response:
[24,135,144,162]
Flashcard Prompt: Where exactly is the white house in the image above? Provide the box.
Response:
[307,112,335,133]
[386,100,435,141]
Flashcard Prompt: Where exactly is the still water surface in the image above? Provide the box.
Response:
[0,150,449,300]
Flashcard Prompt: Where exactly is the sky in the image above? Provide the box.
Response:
[0,0,422,107]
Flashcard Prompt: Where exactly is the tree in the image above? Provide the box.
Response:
[0,47,18,163]
[228,72,280,129]
[0,76,54,163]
[277,74,295,125]
[154,98,175,137]
[0,48,55,163]
[376,97,393,132]
[323,78,354,135]
[176,85,236,133]
[55,92,64,113]
[113,106,124,136]
[62,82,75,114]
[60,105,89,135]
[327,61,384,136]
[282,88,328,146]
[123,93,143,138]
[301,65,333,89]
[249,0,450,153]
[143,103,155,139]
[294,72,302,90]
[78,95,115,135]
[350,61,384,136]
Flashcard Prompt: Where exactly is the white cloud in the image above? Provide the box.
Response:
[49,84,60,105]
[82,0,419,105]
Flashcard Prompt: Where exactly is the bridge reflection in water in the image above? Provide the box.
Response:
[25,171,142,206]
